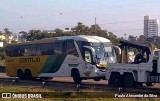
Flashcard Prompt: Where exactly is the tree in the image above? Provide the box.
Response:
[137,35,146,45]
[90,24,101,35]
[106,32,119,45]
[4,28,12,35]
[19,31,28,42]
[74,22,88,34]
[27,30,42,41]
[128,35,137,43]
[4,28,12,43]
[55,28,63,36]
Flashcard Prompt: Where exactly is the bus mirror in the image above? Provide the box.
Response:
[113,45,121,55]
[83,46,96,64]
[83,46,96,56]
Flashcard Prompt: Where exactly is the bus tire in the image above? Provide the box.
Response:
[71,69,82,84]
[108,73,122,87]
[17,69,25,80]
[43,77,53,80]
[123,73,135,88]
[94,78,101,81]
[24,69,32,80]
[145,82,153,86]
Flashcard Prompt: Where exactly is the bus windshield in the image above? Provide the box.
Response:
[103,42,115,58]
[89,42,116,65]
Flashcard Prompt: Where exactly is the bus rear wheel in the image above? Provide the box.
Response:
[24,69,32,80]
[17,69,25,80]
[41,77,53,80]
[123,73,135,88]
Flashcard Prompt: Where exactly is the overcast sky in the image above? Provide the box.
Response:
[0,0,159,37]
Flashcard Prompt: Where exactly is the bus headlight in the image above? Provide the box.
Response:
[96,64,107,68]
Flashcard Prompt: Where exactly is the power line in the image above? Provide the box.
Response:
[111,29,143,32]
[99,20,143,25]
[4,19,144,30]
[1,19,147,33]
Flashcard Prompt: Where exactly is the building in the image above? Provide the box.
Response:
[144,15,159,38]
[42,30,56,34]
[0,34,5,40]
[63,28,73,32]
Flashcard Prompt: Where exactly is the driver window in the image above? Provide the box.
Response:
[85,50,92,63]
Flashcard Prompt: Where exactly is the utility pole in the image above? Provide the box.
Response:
[95,17,97,35]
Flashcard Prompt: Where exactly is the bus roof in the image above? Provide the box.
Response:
[7,35,111,46]
[57,35,111,43]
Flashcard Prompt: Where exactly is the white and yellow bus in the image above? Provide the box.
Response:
[5,35,116,84]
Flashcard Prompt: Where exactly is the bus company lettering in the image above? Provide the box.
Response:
[19,57,40,63]
[7,59,14,62]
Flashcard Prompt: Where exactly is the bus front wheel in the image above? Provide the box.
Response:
[146,82,153,86]
[71,69,82,84]
[108,73,122,87]
[24,69,32,80]
[17,69,25,80]
[94,78,101,81]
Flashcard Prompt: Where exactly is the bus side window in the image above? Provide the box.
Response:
[76,41,90,59]
[36,44,44,55]
[53,42,63,55]
[13,46,22,56]
[24,49,29,56]
[36,43,55,55]
[19,46,25,56]
[66,41,78,57]
[76,41,83,56]
[36,50,41,55]
[29,45,36,55]
[6,46,13,56]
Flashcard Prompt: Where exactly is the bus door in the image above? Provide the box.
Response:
[62,40,80,76]
[83,47,94,78]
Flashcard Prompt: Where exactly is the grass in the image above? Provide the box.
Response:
[0,85,159,101]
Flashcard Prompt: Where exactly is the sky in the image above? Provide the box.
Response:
[0,0,160,38]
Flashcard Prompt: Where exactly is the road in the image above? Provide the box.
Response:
[0,73,108,90]
[0,73,160,97]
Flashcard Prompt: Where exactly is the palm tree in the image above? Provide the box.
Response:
[4,28,12,43]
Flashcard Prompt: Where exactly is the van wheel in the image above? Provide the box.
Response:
[123,73,135,88]
[24,69,32,80]
[108,73,122,87]
[72,69,82,84]
[17,69,25,80]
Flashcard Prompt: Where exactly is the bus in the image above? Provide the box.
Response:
[5,35,116,84]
